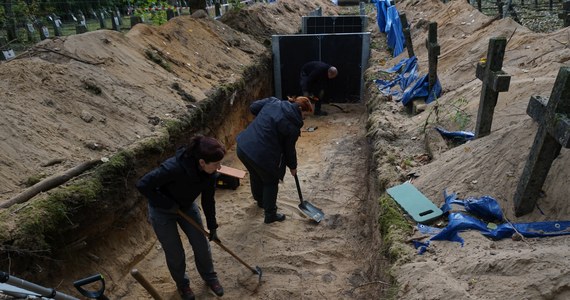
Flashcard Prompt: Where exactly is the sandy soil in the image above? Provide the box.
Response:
[109,104,386,299]
[367,0,570,299]
[1,0,570,299]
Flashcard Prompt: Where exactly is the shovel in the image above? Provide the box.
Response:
[176,210,263,282]
[294,174,325,223]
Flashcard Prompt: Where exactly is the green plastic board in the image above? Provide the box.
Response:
[386,182,443,224]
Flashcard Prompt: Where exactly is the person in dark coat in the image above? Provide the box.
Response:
[299,61,338,116]
[136,135,226,300]
[236,96,314,224]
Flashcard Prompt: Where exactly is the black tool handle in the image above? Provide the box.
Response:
[73,274,108,300]
[294,174,304,204]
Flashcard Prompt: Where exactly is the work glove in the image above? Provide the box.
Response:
[209,229,220,243]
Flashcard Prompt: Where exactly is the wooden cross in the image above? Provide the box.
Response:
[558,1,570,27]
[425,22,440,94]
[399,13,415,58]
[475,37,511,138]
[513,67,570,216]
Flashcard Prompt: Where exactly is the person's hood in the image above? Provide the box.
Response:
[279,100,303,128]
[175,146,199,177]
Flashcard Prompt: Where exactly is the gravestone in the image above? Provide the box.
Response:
[38,21,50,40]
[0,37,16,61]
[111,12,121,31]
[474,37,511,138]
[558,1,570,27]
[48,14,63,36]
[115,7,122,25]
[26,23,37,43]
[98,11,106,29]
[513,67,570,216]
[399,13,415,58]
[76,12,88,34]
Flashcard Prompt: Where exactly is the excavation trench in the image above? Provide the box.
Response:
[1,51,388,298]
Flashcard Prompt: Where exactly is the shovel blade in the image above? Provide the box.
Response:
[299,201,325,223]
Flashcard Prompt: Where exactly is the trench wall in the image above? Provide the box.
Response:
[0,53,273,285]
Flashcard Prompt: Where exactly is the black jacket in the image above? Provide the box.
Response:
[236,97,303,180]
[136,146,218,230]
[300,61,332,95]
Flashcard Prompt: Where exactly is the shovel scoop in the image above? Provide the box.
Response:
[294,175,325,223]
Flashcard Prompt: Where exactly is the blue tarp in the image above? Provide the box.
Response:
[374,56,442,105]
[434,127,475,144]
[385,6,404,57]
[412,191,570,253]
[375,0,390,33]
[375,0,404,57]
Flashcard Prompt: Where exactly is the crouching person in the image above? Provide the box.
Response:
[136,135,226,299]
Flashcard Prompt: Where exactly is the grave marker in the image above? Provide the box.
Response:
[39,23,50,40]
[98,11,106,29]
[558,1,570,27]
[0,37,16,61]
[399,12,415,58]
[48,14,63,36]
[425,22,440,94]
[475,37,511,138]
[76,12,88,34]
[26,23,37,43]
[513,67,570,216]
[112,12,121,31]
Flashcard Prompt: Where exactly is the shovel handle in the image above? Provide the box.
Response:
[294,174,304,204]
[176,210,261,275]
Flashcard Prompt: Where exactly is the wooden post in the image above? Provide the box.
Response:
[474,37,511,138]
[425,22,440,94]
[399,13,415,58]
[497,0,504,17]
[558,1,570,27]
[513,67,570,216]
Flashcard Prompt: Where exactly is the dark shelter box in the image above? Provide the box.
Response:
[216,165,246,190]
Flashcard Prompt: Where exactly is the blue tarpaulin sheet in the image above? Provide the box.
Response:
[375,0,390,33]
[374,56,442,105]
[385,6,404,57]
[434,127,475,144]
[375,0,404,57]
[412,190,570,253]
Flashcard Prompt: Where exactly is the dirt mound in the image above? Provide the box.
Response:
[365,0,570,299]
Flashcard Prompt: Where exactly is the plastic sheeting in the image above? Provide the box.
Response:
[411,191,570,253]
[375,0,404,57]
[374,56,442,106]
[440,191,503,222]
[434,127,475,144]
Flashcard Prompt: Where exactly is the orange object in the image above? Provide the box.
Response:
[218,165,246,179]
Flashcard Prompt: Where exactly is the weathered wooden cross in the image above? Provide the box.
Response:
[425,22,440,94]
[513,67,570,216]
[475,37,511,138]
[399,13,415,58]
